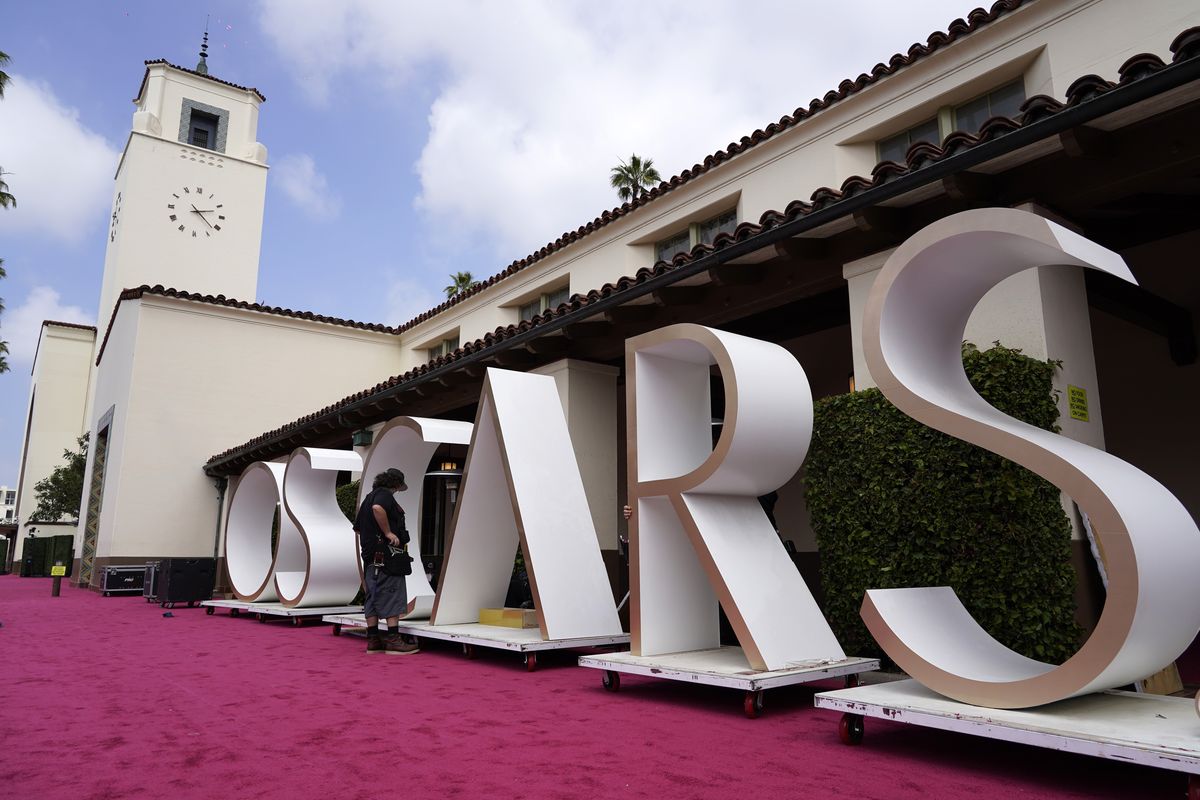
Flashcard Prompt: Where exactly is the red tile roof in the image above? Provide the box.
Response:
[42,320,97,333]
[204,26,1200,472]
[138,59,267,102]
[94,285,400,366]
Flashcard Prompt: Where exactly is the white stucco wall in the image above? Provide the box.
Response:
[86,295,405,559]
[12,325,95,558]
[96,134,267,338]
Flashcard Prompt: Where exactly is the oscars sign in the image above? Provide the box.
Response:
[219,208,1199,710]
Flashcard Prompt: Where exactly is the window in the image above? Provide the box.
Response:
[953,81,1025,133]
[655,230,691,263]
[3,491,13,504]
[178,99,228,153]
[188,110,219,150]
[697,210,736,247]
[877,80,1026,163]
[655,208,738,263]
[427,335,459,361]
[878,118,941,163]
[518,286,570,322]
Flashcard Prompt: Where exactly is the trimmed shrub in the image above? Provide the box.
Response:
[337,480,361,523]
[806,342,1081,665]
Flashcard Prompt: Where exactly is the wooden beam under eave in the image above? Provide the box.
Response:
[441,366,483,387]
[652,285,709,307]
[942,171,998,203]
[852,206,906,236]
[708,263,767,286]
[525,337,572,359]
[493,349,537,369]
[562,320,614,340]
[603,304,658,326]
[774,238,829,261]
[1059,126,1115,159]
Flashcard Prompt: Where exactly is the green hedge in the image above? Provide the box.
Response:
[336,480,361,523]
[805,342,1081,664]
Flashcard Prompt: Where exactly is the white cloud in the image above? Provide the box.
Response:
[273,153,342,219]
[382,275,443,329]
[258,0,974,260]
[0,76,120,244]
[1,286,94,365]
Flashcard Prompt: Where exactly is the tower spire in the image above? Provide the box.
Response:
[196,17,210,75]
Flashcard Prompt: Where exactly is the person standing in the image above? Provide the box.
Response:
[354,468,419,655]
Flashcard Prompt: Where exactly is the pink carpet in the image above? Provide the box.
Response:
[0,575,1182,799]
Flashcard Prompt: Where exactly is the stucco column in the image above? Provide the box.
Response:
[531,359,620,550]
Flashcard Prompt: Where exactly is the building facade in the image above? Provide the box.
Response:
[10,0,1199,612]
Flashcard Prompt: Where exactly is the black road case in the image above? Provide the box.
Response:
[100,565,145,596]
[143,561,162,603]
[157,558,215,608]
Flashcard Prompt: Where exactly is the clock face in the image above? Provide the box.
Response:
[109,192,122,242]
[166,185,226,238]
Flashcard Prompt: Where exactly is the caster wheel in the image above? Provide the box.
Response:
[525,653,538,672]
[332,624,342,636]
[258,614,267,623]
[838,713,864,745]
[744,690,764,719]
[103,591,110,597]
[292,617,301,626]
[844,673,860,688]
[602,671,620,692]
[205,606,214,615]
[463,643,476,659]
[230,608,240,617]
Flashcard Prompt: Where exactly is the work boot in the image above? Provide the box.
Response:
[383,633,419,655]
[366,632,385,654]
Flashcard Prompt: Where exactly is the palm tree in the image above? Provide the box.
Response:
[0,50,10,98]
[610,153,662,203]
[0,258,7,373]
[444,271,479,298]
[0,168,15,209]
[0,51,11,373]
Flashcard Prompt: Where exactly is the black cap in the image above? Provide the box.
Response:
[383,468,407,491]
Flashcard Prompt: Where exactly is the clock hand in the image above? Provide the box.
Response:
[190,204,215,228]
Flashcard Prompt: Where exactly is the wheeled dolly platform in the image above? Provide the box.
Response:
[578,646,879,718]
[322,612,424,635]
[323,614,630,671]
[815,679,1200,797]
[201,598,362,626]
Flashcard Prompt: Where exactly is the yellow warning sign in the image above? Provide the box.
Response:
[1068,385,1089,422]
[50,565,67,577]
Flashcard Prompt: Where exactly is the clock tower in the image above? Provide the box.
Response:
[96,42,268,335]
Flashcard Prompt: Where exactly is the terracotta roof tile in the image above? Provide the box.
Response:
[204,26,1200,471]
[139,59,266,102]
[95,285,398,366]
[42,320,97,333]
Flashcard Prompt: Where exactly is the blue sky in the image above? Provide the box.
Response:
[0,0,976,485]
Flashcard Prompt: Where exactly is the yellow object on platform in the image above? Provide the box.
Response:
[479,607,538,628]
